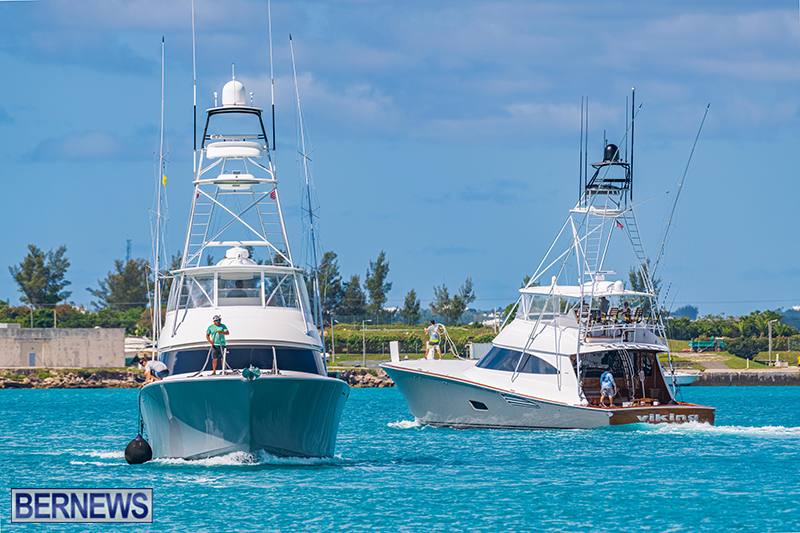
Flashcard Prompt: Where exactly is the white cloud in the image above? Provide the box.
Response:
[243,72,405,135]
[32,130,128,160]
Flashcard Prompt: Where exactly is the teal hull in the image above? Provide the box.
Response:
[140,373,350,459]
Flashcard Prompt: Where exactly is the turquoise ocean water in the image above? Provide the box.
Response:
[2,386,799,532]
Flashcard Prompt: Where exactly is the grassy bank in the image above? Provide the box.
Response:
[325,323,495,360]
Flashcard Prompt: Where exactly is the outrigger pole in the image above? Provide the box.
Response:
[290,35,326,367]
[191,0,198,167]
[651,104,710,277]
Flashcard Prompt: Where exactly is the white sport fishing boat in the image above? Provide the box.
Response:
[383,98,714,428]
[139,73,349,459]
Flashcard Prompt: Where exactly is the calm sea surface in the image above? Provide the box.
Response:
[1,386,799,532]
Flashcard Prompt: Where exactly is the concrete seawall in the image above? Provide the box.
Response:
[694,369,800,386]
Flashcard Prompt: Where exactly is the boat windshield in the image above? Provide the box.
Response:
[168,270,304,311]
[518,293,650,323]
[476,346,558,374]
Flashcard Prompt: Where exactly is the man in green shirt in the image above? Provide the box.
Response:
[205,315,229,375]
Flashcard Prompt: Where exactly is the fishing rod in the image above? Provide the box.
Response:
[652,104,710,277]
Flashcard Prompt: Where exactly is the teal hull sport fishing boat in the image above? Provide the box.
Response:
[138,65,348,460]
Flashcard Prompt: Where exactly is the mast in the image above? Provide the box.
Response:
[290,35,326,359]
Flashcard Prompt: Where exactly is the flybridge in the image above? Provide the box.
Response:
[182,76,291,270]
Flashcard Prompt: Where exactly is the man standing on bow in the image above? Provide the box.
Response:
[424,320,442,360]
[206,315,229,375]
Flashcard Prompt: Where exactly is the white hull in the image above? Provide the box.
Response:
[140,372,349,458]
[672,373,698,386]
[383,362,610,429]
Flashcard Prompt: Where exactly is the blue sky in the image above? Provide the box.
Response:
[0,0,798,316]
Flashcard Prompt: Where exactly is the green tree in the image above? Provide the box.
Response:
[672,305,698,320]
[339,274,366,318]
[429,279,476,325]
[429,283,451,322]
[87,258,150,311]
[9,244,72,308]
[365,251,392,317]
[318,251,344,321]
[726,337,768,360]
[160,253,182,305]
[400,289,421,325]
[628,260,661,316]
[448,278,476,324]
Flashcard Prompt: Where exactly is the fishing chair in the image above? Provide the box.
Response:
[602,307,619,337]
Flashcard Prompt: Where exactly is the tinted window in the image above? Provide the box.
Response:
[477,347,557,374]
[518,352,559,374]
[477,347,521,371]
[162,345,324,376]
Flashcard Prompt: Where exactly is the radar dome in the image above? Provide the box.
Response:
[215,246,257,267]
[222,79,246,106]
[603,144,620,162]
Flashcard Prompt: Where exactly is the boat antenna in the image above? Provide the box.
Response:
[579,97,584,203]
[625,95,628,162]
[191,0,197,165]
[268,0,276,154]
[290,34,326,365]
[584,97,588,195]
[652,103,710,277]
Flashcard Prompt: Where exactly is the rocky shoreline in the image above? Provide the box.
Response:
[335,369,395,388]
[694,369,800,386]
[0,368,144,389]
[0,367,395,389]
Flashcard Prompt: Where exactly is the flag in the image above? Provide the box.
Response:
[162,174,167,187]
[615,220,624,230]
[270,189,277,199]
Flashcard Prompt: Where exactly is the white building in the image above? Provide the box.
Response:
[0,324,125,368]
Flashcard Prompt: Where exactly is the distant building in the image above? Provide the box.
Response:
[0,325,125,368]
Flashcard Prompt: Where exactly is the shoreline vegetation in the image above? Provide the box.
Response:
[2,362,800,389]
[2,326,798,390]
